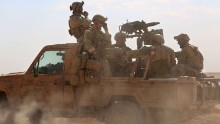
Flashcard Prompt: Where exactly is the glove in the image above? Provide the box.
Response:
[103,23,108,31]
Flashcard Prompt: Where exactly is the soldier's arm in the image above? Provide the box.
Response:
[105,34,112,47]
[170,51,176,66]
[103,23,112,45]
[127,46,150,58]
[165,46,176,66]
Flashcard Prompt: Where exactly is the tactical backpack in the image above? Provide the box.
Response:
[190,45,204,71]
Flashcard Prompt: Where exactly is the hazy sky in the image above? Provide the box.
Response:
[0,0,220,74]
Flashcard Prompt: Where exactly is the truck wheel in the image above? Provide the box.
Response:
[105,101,146,124]
[0,92,8,108]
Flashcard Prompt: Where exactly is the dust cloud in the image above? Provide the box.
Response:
[1,102,220,124]
[0,101,103,124]
[0,102,42,124]
[0,102,51,124]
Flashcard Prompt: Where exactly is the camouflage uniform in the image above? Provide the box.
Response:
[128,34,176,78]
[83,30,111,58]
[173,33,204,77]
[109,32,132,76]
[68,1,91,43]
[83,14,112,77]
[111,44,131,52]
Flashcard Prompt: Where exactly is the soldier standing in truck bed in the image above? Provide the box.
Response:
[68,1,92,84]
[68,1,91,43]
[82,14,112,77]
[172,33,204,77]
[127,34,176,78]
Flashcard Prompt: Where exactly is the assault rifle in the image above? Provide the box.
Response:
[120,20,163,48]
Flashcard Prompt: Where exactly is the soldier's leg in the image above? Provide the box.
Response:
[185,67,202,78]
[79,56,87,84]
[65,56,81,86]
[170,64,186,77]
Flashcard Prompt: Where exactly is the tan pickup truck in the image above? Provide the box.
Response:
[0,43,220,124]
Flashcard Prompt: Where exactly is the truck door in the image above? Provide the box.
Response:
[22,50,65,109]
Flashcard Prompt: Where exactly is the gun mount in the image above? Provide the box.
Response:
[120,20,163,49]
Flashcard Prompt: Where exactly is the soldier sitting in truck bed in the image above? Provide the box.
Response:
[108,32,132,77]
[172,33,204,78]
[127,34,176,78]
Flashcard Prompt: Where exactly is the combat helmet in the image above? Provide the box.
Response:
[92,14,107,23]
[70,1,84,11]
[114,32,126,41]
[174,33,190,43]
[152,34,165,44]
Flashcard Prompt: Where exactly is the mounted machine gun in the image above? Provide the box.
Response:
[120,20,163,49]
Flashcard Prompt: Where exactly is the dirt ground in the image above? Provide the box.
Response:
[180,112,220,124]
[50,110,220,124]
[1,105,220,124]
[179,105,220,124]
[48,105,220,124]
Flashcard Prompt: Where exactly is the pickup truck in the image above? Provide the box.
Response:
[1,43,220,124]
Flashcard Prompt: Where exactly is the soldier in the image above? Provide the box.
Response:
[108,32,132,76]
[173,33,204,77]
[112,32,131,52]
[68,1,91,43]
[82,14,112,77]
[128,34,176,78]
[68,1,92,84]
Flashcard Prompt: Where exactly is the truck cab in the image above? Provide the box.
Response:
[0,43,79,109]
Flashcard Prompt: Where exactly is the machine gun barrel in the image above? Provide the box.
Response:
[120,20,160,34]
[145,22,160,27]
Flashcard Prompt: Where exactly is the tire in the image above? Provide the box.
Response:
[0,92,8,108]
[105,101,146,124]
